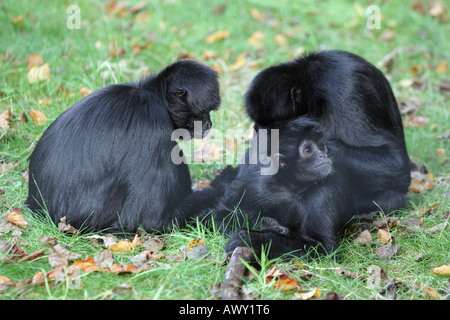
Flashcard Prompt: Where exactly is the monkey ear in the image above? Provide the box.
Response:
[290,87,301,103]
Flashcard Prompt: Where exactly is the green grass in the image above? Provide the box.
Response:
[1,0,449,300]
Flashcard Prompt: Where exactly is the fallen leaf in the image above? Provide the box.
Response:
[58,216,79,234]
[228,54,246,72]
[354,229,372,246]
[247,31,265,48]
[0,241,26,263]
[79,87,92,97]
[380,29,396,41]
[94,250,115,268]
[29,109,47,125]
[265,266,300,291]
[6,207,28,228]
[11,15,24,24]
[108,240,134,252]
[435,61,447,74]
[436,148,446,158]
[408,178,434,193]
[428,1,446,20]
[72,257,101,272]
[109,43,125,58]
[0,109,11,129]
[335,268,362,280]
[294,288,321,300]
[420,282,442,299]
[180,238,209,260]
[375,241,400,259]
[249,8,264,21]
[274,34,289,47]
[25,53,44,69]
[433,264,450,275]
[378,229,393,244]
[205,30,230,44]
[132,43,152,54]
[0,276,13,287]
[324,291,344,300]
[48,244,81,267]
[366,265,389,288]
[28,62,51,83]
[426,221,448,233]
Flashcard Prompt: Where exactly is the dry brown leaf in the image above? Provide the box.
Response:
[433,264,450,275]
[0,109,11,129]
[48,244,81,267]
[408,178,434,193]
[6,207,28,229]
[79,87,92,97]
[28,62,51,83]
[72,257,101,272]
[58,216,79,234]
[25,53,44,69]
[29,109,47,125]
[354,229,372,246]
[205,30,230,44]
[266,266,300,291]
[378,229,393,244]
[380,29,396,41]
[428,1,446,19]
[420,283,442,299]
[132,43,152,54]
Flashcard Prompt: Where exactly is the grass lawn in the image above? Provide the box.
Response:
[0,0,449,300]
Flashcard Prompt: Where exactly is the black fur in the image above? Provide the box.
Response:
[26,59,220,234]
[244,50,411,214]
[207,117,355,259]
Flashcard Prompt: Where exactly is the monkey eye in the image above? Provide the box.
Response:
[174,88,187,97]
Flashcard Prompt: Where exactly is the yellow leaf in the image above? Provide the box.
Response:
[274,34,289,47]
[0,276,13,286]
[247,31,265,48]
[436,148,446,158]
[79,87,92,97]
[249,8,264,21]
[108,241,134,252]
[6,207,28,228]
[435,61,447,74]
[187,238,206,247]
[377,229,393,244]
[28,62,51,83]
[29,109,47,126]
[228,54,246,71]
[294,288,321,300]
[205,30,230,44]
[433,264,450,275]
[11,15,24,24]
